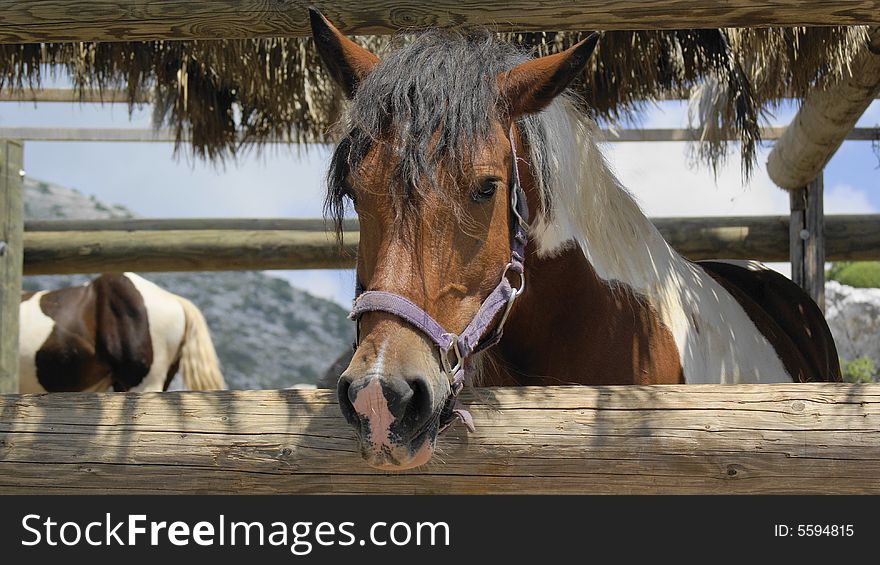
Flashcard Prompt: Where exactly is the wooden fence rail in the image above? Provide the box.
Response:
[21,214,880,275]
[3,126,878,143]
[1,1,878,43]
[0,385,877,494]
[23,229,358,274]
[25,218,360,232]
[3,88,878,105]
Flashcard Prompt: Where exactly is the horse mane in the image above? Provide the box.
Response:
[527,97,689,296]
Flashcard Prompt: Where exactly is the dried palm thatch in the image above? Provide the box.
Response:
[0,26,871,176]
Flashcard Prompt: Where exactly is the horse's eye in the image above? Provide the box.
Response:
[471,178,500,203]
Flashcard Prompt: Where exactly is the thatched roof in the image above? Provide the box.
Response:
[0,26,871,176]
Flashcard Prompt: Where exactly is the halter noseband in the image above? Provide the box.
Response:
[348,127,530,434]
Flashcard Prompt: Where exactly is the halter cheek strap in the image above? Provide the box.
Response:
[348,127,529,434]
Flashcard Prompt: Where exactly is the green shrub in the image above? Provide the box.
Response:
[827,262,880,288]
[841,357,878,383]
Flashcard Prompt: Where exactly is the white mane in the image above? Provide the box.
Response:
[523,97,793,384]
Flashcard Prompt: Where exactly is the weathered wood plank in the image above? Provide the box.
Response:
[0,385,877,494]
[25,217,360,233]
[3,125,877,143]
[768,27,880,190]
[0,140,23,393]
[2,1,879,43]
[0,88,150,104]
[789,175,826,309]
[19,215,880,274]
[22,229,358,274]
[6,88,879,105]
[805,175,825,310]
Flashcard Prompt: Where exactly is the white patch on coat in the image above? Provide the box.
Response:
[124,273,186,392]
[528,99,792,384]
[18,292,54,393]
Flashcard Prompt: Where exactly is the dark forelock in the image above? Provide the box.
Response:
[325,30,530,231]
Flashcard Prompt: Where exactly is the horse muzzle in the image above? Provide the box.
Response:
[338,372,448,469]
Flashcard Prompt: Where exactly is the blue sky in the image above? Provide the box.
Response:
[2,95,877,306]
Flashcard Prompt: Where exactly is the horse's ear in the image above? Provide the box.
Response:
[309,7,380,99]
[497,33,599,118]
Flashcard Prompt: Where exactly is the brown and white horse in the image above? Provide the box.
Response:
[309,10,840,470]
[19,272,225,393]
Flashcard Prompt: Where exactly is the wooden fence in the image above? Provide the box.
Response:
[19,214,880,275]
[1,385,877,494]
[2,126,877,143]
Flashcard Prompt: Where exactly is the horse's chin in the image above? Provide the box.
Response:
[357,427,437,470]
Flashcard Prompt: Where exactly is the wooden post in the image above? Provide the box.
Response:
[768,27,880,190]
[789,172,825,311]
[0,139,23,393]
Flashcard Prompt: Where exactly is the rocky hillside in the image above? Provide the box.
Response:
[826,281,880,374]
[22,177,353,389]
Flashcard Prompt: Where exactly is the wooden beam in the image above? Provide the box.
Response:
[25,217,360,232]
[22,229,358,275]
[19,215,880,275]
[3,1,879,43]
[0,127,185,142]
[4,88,878,105]
[768,27,880,190]
[0,88,149,104]
[0,385,877,494]
[0,140,23,393]
[3,126,878,144]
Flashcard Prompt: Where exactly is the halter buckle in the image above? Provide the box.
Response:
[439,334,464,378]
[479,263,525,346]
[501,263,525,296]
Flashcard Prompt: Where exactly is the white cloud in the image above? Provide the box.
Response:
[605,142,790,218]
[825,183,878,214]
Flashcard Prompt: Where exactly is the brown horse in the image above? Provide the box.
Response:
[19,273,225,392]
[309,10,840,470]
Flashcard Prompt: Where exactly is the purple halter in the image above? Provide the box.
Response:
[348,127,529,434]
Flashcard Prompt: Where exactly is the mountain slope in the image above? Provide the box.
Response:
[22,177,353,389]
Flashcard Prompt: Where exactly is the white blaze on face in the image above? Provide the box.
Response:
[350,342,398,449]
[351,378,396,449]
[18,292,54,393]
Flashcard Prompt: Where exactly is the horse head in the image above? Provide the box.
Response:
[310,8,598,469]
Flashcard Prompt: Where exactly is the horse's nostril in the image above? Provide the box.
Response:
[336,377,359,427]
[407,376,434,424]
[339,375,437,440]
[380,377,415,419]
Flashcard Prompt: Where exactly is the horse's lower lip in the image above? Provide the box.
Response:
[356,417,439,469]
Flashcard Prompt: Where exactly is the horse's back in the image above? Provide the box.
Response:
[698,260,841,382]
